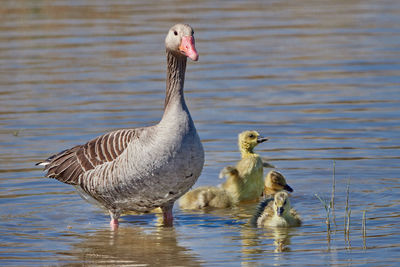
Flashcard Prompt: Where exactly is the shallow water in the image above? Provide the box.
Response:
[1,0,400,266]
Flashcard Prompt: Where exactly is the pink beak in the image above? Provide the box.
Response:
[179,36,199,61]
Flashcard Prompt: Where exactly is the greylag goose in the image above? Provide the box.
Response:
[252,192,302,228]
[263,170,293,198]
[36,24,204,228]
[219,130,268,203]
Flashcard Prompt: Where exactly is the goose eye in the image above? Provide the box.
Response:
[174,31,178,36]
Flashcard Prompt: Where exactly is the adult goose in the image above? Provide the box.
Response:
[37,24,204,228]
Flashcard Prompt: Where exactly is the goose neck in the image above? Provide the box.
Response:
[164,50,187,110]
[240,147,255,158]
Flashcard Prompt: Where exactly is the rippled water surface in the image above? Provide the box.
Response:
[1,0,400,266]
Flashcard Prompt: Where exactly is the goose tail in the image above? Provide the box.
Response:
[36,161,50,166]
[35,149,68,167]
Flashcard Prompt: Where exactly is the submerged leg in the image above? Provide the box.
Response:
[161,203,174,227]
[109,210,120,230]
[110,218,119,230]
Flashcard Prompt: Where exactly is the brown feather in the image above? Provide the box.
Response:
[108,132,118,159]
[40,129,137,185]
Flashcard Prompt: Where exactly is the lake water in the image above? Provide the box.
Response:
[1,0,400,266]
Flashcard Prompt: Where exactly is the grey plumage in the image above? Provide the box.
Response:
[37,24,204,226]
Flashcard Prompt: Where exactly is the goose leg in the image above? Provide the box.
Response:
[110,219,119,230]
[109,210,120,230]
[161,203,174,227]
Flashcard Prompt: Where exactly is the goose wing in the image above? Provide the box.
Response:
[250,197,274,227]
[37,129,138,185]
[218,166,238,179]
[289,208,302,225]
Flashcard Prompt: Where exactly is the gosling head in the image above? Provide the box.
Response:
[265,170,293,193]
[273,192,291,217]
[238,130,268,155]
[165,24,198,61]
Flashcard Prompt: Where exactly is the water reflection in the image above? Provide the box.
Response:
[1,0,400,265]
[269,228,293,253]
[63,226,202,266]
[240,226,293,258]
[238,229,262,267]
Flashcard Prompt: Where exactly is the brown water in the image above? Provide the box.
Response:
[1,0,400,266]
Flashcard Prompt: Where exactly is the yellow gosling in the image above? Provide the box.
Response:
[255,192,301,228]
[264,170,293,198]
[179,186,233,209]
[179,130,268,210]
[220,130,268,204]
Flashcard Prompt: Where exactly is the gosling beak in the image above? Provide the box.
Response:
[277,207,284,217]
[179,36,198,61]
[284,184,294,193]
[257,136,269,144]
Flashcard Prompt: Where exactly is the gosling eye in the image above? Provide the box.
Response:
[248,134,254,138]
[284,200,287,205]
[174,31,178,36]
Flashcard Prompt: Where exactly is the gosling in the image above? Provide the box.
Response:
[179,186,233,209]
[220,130,268,204]
[263,170,293,198]
[179,130,268,209]
[253,191,301,228]
[179,170,294,210]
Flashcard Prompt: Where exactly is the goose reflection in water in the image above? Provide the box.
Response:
[62,226,202,266]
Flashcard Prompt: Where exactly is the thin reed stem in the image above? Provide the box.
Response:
[344,178,350,236]
[362,210,367,249]
[315,194,331,233]
[331,161,336,210]
[346,208,351,238]
[345,208,351,249]
[331,161,336,226]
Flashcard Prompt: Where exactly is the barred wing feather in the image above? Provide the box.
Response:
[37,129,137,185]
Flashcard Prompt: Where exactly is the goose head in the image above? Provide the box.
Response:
[238,130,268,154]
[265,170,293,193]
[273,192,291,217]
[165,24,198,61]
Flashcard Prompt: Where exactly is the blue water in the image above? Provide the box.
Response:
[1,0,400,266]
